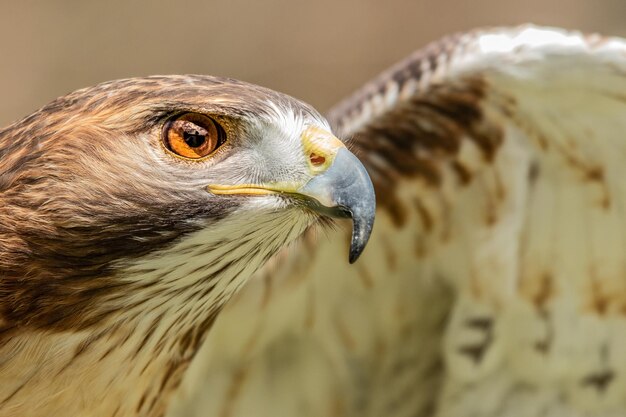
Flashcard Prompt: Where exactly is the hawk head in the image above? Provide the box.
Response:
[0,75,374,333]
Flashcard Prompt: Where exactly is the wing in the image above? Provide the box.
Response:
[171,26,626,417]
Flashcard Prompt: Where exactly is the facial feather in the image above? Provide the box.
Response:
[0,75,332,417]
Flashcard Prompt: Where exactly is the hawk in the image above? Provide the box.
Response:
[171,26,626,417]
[2,24,626,417]
[0,77,374,416]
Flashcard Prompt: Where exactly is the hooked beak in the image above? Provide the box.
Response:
[297,147,375,263]
[207,127,375,263]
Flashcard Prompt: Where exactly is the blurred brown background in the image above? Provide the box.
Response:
[1,0,625,126]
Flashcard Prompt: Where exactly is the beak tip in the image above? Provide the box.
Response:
[347,215,374,264]
[348,249,361,264]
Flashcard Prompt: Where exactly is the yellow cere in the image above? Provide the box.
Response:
[300,126,345,174]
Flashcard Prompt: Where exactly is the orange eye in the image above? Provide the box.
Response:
[163,113,225,159]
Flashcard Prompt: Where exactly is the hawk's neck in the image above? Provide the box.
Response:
[0,209,311,417]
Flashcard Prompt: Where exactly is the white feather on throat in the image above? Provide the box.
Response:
[0,201,316,417]
[117,201,315,318]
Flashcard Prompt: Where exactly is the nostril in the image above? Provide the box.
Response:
[310,153,326,166]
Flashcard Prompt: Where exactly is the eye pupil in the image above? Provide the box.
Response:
[183,131,206,148]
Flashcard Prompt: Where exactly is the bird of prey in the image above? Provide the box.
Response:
[1,24,626,417]
[0,77,374,416]
[170,26,626,417]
